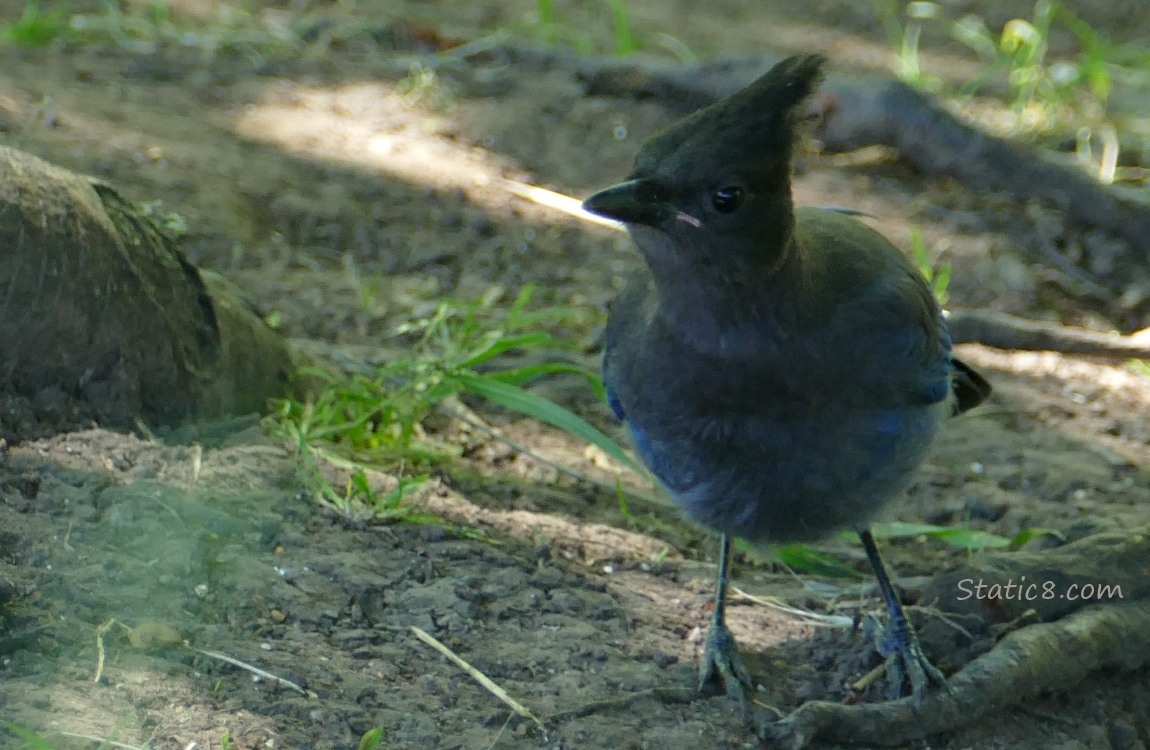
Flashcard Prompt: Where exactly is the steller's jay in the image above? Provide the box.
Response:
[582,54,990,711]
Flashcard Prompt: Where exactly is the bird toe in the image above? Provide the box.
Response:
[698,621,755,714]
[872,614,948,706]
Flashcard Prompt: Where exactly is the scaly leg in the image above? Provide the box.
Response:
[698,534,754,713]
[858,527,947,706]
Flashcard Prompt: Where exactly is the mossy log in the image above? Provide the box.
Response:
[0,145,311,440]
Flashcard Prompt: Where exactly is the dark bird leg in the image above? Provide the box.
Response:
[698,534,754,712]
[858,527,947,705]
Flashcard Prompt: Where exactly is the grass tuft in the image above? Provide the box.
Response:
[268,286,638,520]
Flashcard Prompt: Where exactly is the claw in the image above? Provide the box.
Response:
[871,612,948,706]
[858,528,949,707]
[699,618,754,713]
[697,534,756,714]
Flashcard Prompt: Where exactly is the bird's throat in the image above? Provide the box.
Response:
[647,247,808,359]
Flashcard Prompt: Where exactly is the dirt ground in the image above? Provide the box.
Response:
[2,1,1150,748]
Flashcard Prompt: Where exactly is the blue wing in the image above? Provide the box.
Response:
[817,205,877,220]
[602,348,626,420]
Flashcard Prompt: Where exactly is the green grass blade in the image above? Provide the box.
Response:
[461,331,553,367]
[866,521,1012,550]
[455,373,643,475]
[359,727,385,750]
[0,721,56,750]
[605,0,635,55]
[486,363,607,400]
[1010,527,1063,547]
[757,542,865,578]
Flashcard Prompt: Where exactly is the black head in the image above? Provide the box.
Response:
[583,54,826,278]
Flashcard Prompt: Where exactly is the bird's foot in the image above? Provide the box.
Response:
[698,619,754,713]
[868,612,948,707]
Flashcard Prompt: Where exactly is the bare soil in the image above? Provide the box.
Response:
[2,1,1150,748]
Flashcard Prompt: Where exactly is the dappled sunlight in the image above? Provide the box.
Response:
[231,79,591,227]
[231,81,490,189]
[4,0,1150,747]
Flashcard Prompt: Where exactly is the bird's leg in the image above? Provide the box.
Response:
[698,534,754,712]
[858,527,947,706]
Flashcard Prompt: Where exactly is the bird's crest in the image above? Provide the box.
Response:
[634,54,826,182]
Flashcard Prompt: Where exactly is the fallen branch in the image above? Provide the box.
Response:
[816,73,1150,256]
[947,308,1150,361]
[471,46,1150,258]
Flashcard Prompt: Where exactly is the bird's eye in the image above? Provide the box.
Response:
[711,186,745,214]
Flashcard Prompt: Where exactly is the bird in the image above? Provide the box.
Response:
[581,53,990,712]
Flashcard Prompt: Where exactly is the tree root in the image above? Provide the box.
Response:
[761,527,1150,747]
[760,600,1150,748]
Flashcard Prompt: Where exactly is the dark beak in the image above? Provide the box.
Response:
[582,179,663,226]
